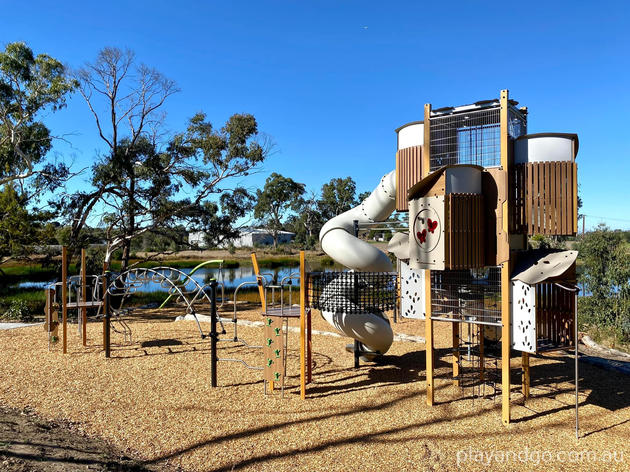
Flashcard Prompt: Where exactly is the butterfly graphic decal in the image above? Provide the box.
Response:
[416,229,427,244]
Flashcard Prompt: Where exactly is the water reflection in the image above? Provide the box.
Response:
[11,265,334,292]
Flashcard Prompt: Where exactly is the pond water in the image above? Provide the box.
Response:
[10,265,336,293]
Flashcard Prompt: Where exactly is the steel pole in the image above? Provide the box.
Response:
[210,280,218,387]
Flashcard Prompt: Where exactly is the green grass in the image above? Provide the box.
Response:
[0,264,71,283]
[0,287,46,319]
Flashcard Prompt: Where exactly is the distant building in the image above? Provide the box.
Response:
[188,228,295,249]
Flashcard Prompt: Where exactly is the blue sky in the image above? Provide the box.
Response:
[2,0,629,229]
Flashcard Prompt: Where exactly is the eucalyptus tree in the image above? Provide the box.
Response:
[254,173,305,248]
[64,47,269,270]
[0,41,77,190]
[0,42,76,264]
[318,176,357,221]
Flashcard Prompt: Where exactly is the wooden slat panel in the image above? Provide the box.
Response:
[550,162,555,234]
[449,194,455,268]
[534,163,540,234]
[446,194,485,269]
[573,162,578,233]
[564,162,573,234]
[395,145,423,212]
[554,161,561,234]
[524,161,577,236]
[479,195,485,265]
[526,164,532,234]
[461,196,466,268]
[473,196,479,266]
[559,162,566,234]
[543,162,549,234]
[455,194,461,269]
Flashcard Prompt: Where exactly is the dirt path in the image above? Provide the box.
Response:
[0,406,161,472]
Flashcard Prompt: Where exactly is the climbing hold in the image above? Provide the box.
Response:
[267,359,273,367]
[266,338,273,346]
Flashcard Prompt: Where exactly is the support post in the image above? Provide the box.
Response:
[103,271,111,358]
[425,270,434,406]
[81,248,87,346]
[501,262,511,425]
[452,323,460,387]
[575,290,579,439]
[300,250,307,398]
[422,103,434,405]
[307,307,312,384]
[500,89,512,425]
[210,280,218,388]
[479,324,485,381]
[522,352,530,399]
[251,252,266,309]
[62,246,68,354]
[352,220,361,369]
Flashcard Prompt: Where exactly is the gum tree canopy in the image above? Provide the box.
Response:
[62,48,269,270]
[254,172,305,248]
[0,42,76,189]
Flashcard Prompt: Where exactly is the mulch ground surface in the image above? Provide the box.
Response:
[1,306,629,471]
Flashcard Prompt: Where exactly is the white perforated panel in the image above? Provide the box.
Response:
[400,261,425,319]
[511,280,536,353]
[409,195,446,270]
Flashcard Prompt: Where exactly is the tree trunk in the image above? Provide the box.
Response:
[121,240,131,273]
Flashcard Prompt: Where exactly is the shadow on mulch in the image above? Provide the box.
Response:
[0,406,159,472]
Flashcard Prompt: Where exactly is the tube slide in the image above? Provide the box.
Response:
[318,171,396,354]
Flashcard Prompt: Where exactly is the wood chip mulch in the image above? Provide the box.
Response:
[1,308,629,472]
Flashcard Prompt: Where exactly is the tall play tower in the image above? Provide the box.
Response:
[394,89,579,425]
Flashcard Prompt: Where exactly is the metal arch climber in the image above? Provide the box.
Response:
[106,266,225,338]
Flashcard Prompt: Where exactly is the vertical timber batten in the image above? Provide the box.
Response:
[500,89,512,425]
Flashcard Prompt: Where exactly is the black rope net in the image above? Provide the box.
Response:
[307,271,398,314]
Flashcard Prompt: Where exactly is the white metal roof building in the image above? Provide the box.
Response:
[189,228,295,248]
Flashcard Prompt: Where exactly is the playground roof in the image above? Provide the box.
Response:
[511,249,578,285]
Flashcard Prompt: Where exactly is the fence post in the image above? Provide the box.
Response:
[210,280,218,387]
[103,271,111,358]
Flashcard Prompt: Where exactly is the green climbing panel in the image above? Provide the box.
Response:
[263,315,285,386]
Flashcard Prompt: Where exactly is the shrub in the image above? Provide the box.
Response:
[4,299,34,322]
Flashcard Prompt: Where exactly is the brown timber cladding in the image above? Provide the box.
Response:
[535,282,575,351]
[396,145,423,211]
[446,194,485,269]
[512,161,577,235]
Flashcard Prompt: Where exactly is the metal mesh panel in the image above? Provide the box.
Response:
[429,105,527,171]
[430,107,501,170]
[430,266,502,325]
[307,272,398,314]
[509,108,527,139]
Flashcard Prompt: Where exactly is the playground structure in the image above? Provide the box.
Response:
[43,245,314,398]
[44,251,229,354]
[41,89,581,433]
[316,89,580,432]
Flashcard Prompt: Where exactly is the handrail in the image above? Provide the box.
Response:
[106,267,220,338]
[159,259,224,309]
[229,279,265,346]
